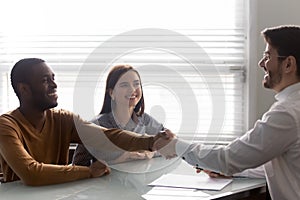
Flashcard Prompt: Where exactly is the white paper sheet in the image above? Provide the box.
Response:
[148,173,232,191]
[142,194,208,200]
[144,186,210,197]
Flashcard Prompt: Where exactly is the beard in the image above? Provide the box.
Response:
[29,84,58,111]
[33,96,58,111]
[263,65,282,89]
[29,86,58,111]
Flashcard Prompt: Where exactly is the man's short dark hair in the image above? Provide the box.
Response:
[11,58,45,99]
[262,25,300,76]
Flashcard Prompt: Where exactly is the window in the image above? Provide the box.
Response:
[0,0,246,144]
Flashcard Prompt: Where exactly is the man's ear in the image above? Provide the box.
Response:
[284,56,297,73]
[17,83,31,97]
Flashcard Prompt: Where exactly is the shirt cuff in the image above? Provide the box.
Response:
[175,139,191,158]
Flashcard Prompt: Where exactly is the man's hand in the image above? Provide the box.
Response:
[196,168,231,178]
[153,129,178,159]
[153,129,175,144]
[152,129,175,150]
[89,160,111,178]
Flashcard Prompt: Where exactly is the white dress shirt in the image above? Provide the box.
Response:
[176,82,300,200]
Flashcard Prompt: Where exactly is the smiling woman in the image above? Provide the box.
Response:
[0,0,247,145]
[72,64,164,166]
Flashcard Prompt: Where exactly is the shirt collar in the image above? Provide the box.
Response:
[275,82,300,101]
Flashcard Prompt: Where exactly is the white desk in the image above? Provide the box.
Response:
[0,157,266,200]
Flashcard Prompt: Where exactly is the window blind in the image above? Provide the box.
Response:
[0,0,246,145]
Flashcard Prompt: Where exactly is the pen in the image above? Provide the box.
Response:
[195,165,222,176]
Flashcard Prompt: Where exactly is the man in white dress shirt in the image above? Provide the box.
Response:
[154,25,300,200]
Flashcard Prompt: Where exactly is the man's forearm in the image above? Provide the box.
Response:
[103,128,154,151]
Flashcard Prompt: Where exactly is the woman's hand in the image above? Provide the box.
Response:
[112,151,155,163]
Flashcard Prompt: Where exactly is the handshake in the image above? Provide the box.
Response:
[152,129,178,159]
[89,129,178,178]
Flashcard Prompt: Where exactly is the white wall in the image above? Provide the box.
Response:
[248,0,300,128]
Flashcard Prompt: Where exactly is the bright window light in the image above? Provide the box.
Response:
[0,0,246,144]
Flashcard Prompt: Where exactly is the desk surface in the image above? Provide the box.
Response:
[0,157,266,200]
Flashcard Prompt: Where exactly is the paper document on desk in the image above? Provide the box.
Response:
[148,173,232,191]
[142,187,210,199]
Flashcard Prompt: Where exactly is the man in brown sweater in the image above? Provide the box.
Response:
[0,58,165,186]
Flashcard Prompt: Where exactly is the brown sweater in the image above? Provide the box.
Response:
[0,109,153,186]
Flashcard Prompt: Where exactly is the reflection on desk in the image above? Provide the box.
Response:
[0,157,266,200]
